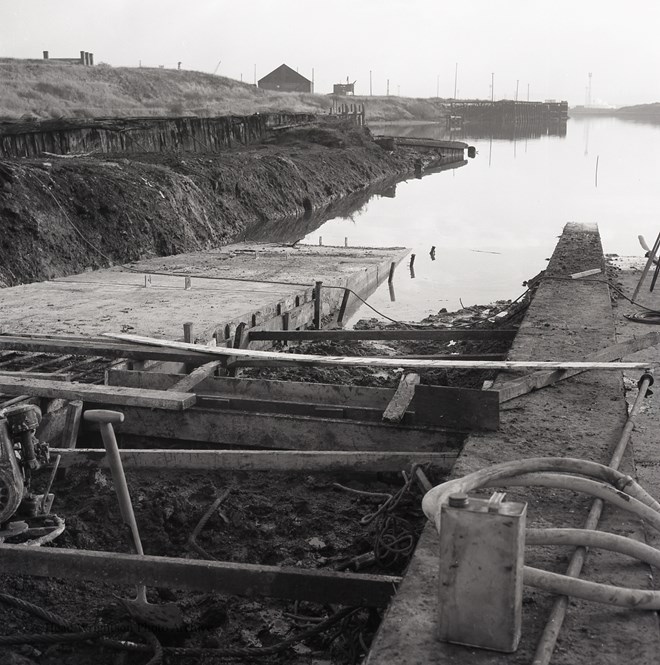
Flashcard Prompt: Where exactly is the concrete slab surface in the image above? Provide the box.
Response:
[0,243,408,339]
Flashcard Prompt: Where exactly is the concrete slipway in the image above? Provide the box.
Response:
[368,223,660,665]
[0,243,408,340]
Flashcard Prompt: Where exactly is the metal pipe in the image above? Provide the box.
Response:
[531,371,653,665]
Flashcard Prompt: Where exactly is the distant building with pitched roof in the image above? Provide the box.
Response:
[258,64,311,93]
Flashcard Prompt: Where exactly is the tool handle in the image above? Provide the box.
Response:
[83,409,125,425]
[87,411,144,557]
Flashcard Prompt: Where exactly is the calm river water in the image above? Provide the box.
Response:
[297,116,660,323]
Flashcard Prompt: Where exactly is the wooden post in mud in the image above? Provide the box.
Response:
[314,281,323,329]
[319,236,323,246]
[337,288,351,326]
[388,262,396,284]
[56,399,83,480]
[183,322,194,344]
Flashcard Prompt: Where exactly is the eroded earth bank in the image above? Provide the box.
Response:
[0,122,448,287]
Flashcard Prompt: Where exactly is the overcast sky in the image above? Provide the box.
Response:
[2,0,658,107]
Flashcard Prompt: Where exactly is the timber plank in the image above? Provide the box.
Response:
[0,335,216,364]
[106,370,500,430]
[248,329,518,342]
[496,331,660,403]
[53,448,458,472]
[106,369,395,405]
[82,404,461,451]
[0,376,196,411]
[195,394,417,425]
[105,333,651,370]
[168,361,223,393]
[0,371,72,381]
[383,373,420,423]
[0,545,400,607]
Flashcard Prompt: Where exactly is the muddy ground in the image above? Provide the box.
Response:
[0,297,530,665]
[0,122,448,288]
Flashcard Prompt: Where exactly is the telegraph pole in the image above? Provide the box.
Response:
[311,67,315,93]
[387,78,390,96]
[515,79,519,102]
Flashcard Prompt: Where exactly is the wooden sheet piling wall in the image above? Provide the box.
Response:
[0,113,316,159]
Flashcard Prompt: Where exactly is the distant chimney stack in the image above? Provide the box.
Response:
[80,50,85,64]
[88,52,94,66]
[43,51,49,60]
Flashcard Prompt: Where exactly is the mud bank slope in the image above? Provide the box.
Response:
[0,123,447,286]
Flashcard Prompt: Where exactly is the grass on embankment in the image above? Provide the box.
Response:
[0,59,449,122]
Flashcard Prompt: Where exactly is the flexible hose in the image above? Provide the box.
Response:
[525,528,660,609]
[422,456,660,611]
[483,473,660,531]
[523,568,660,610]
[421,457,660,528]
[526,528,660,568]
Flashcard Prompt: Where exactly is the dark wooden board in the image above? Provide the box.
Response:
[247,329,518,342]
[106,370,500,430]
[82,404,462,452]
[53,448,458,472]
[0,544,400,607]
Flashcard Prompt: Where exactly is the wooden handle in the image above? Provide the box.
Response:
[83,409,125,425]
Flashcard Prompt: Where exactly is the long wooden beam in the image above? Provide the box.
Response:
[0,545,400,607]
[226,354,506,369]
[247,329,518,342]
[496,331,660,403]
[106,333,652,371]
[0,376,196,411]
[52,448,458,472]
[0,370,72,381]
[82,404,462,451]
[105,371,500,431]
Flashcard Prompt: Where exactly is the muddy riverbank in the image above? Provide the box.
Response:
[0,122,453,287]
